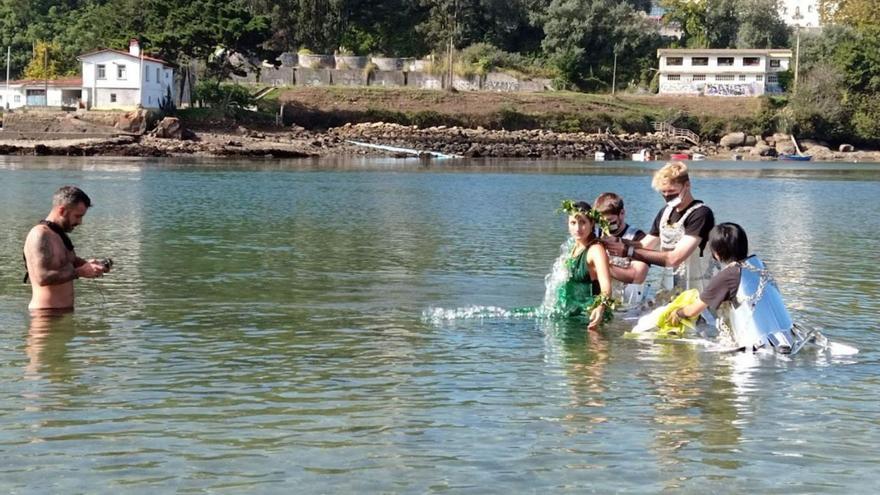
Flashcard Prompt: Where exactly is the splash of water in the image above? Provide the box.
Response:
[423,239,583,322]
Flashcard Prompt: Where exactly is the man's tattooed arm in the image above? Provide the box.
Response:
[28,230,77,286]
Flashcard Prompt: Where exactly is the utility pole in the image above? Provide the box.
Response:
[794,26,801,93]
[611,43,620,96]
[6,46,10,110]
[445,0,457,91]
[43,47,48,107]
[792,10,803,94]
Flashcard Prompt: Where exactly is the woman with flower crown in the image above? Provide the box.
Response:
[554,200,614,330]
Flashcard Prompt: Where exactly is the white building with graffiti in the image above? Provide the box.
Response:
[657,49,792,97]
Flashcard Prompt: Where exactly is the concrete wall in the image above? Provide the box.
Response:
[332,69,368,87]
[95,88,140,109]
[230,68,552,93]
[294,68,332,86]
[369,70,406,88]
[260,67,294,86]
[407,72,443,90]
[451,75,481,91]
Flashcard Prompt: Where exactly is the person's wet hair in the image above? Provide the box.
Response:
[53,186,91,208]
[708,222,748,263]
[572,201,591,215]
[594,192,624,215]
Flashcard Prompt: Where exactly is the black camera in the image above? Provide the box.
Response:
[100,258,114,271]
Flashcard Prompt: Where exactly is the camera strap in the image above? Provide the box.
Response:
[23,220,75,284]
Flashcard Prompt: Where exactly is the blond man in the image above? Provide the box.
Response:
[604,162,715,296]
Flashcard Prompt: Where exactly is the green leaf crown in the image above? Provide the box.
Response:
[557,199,612,236]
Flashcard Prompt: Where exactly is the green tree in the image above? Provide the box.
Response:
[662,0,788,49]
[339,0,430,55]
[415,0,548,54]
[819,0,880,29]
[23,40,63,79]
[788,62,850,140]
[539,0,660,90]
[661,0,708,47]
[831,25,880,94]
[705,0,739,48]
[735,0,790,48]
[849,94,880,145]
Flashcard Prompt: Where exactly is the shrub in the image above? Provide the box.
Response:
[787,63,850,141]
[193,79,256,113]
[849,94,880,145]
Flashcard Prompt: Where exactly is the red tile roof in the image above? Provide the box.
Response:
[77,48,172,66]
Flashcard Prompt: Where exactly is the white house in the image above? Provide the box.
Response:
[1,77,83,110]
[657,48,792,96]
[78,39,175,110]
[779,0,821,28]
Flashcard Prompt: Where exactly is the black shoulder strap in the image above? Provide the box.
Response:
[23,220,75,283]
[40,220,75,251]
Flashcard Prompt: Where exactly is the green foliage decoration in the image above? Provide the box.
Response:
[557,199,612,236]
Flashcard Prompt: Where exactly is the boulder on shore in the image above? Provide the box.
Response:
[115,108,149,134]
[839,144,855,152]
[775,141,796,155]
[719,132,746,148]
[800,139,829,151]
[150,117,191,140]
[751,143,777,157]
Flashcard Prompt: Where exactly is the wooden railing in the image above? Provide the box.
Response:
[652,121,701,145]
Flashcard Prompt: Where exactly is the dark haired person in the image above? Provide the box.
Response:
[555,200,613,330]
[593,192,650,309]
[23,186,111,312]
[665,223,796,353]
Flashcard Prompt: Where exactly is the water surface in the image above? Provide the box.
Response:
[1,156,879,493]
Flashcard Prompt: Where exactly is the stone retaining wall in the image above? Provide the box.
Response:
[369,70,406,88]
[230,68,552,93]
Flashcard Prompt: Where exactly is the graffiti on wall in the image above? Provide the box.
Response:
[661,80,760,96]
[703,83,757,96]
[659,80,701,94]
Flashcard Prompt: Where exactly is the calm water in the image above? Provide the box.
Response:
[1,156,879,493]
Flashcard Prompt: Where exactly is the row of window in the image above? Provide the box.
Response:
[666,57,782,68]
[96,64,167,82]
[1,92,160,105]
[781,5,812,15]
[665,74,779,83]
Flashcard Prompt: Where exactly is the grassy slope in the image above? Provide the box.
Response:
[273,86,768,138]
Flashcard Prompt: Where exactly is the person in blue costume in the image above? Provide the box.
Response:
[556,200,613,330]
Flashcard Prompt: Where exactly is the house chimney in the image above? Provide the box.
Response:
[129,38,140,57]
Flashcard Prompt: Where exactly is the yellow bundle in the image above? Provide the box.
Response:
[655,289,701,337]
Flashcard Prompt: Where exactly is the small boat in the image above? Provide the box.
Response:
[691,153,706,161]
[594,151,606,162]
[346,140,461,159]
[631,149,651,162]
[778,153,812,161]
[670,153,690,160]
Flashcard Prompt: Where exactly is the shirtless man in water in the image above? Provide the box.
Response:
[23,186,110,312]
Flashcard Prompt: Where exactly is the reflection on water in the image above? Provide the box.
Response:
[0,157,879,492]
[25,311,77,381]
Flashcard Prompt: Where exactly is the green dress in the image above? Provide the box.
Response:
[555,244,599,317]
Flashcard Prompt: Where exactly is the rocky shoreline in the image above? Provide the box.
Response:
[2,120,879,162]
